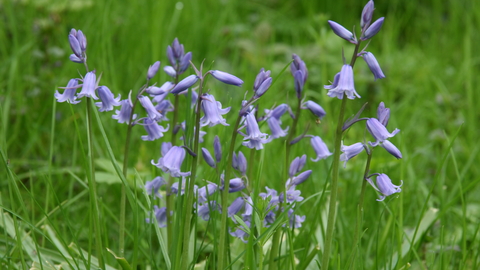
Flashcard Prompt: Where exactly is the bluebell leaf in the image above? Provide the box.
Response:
[210,70,244,86]
[55,79,81,104]
[328,20,357,44]
[366,173,402,201]
[361,52,385,80]
[361,0,375,29]
[95,86,121,112]
[170,75,199,94]
[361,17,384,40]
[78,71,98,99]
[302,100,326,119]
[325,65,360,100]
[147,61,161,80]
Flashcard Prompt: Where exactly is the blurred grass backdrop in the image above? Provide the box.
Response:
[1,0,480,269]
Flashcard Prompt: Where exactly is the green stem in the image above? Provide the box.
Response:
[180,81,204,270]
[218,115,242,270]
[86,98,105,270]
[346,151,373,269]
[321,41,361,269]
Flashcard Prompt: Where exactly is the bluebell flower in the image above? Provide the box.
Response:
[228,196,245,218]
[213,135,222,163]
[367,118,402,158]
[139,95,163,121]
[163,66,176,78]
[366,173,403,201]
[340,142,366,168]
[55,79,81,104]
[146,206,168,227]
[155,100,174,120]
[171,177,198,195]
[161,142,173,156]
[264,104,289,140]
[197,183,218,204]
[232,151,247,175]
[167,38,192,75]
[361,52,385,80]
[328,20,356,44]
[228,178,245,193]
[152,146,190,177]
[145,176,166,198]
[200,93,231,127]
[361,17,385,40]
[201,148,216,168]
[210,70,244,86]
[287,209,306,229]
[253,68,272,98]
[78,71,98,99]
[325,65,360,100]
[113,97,136,124]
[291,54,308,99]
[147,61,161,80]
[240,112,269,150]
[288,155,307,178]
[376,102,390,126]
[302,100,326,119]
[197,201,221,221]
[95,86,121,112]
[310,136,332,161]
[360,0,375,29]
[285,186,304,203]
[141,118,169,141]
[286,170,312,187]
[68,29,87,63]
[170,75,199,95]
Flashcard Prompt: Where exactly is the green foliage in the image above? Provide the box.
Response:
[1,0,479,269]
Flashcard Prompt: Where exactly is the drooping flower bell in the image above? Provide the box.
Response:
[55,79,81,104]
[200,93,231,127]
[310,136,332,161]
[151,146,191,177]
[366,173,403,201]
[325,65,360,100]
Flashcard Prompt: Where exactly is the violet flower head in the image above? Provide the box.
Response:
[253,68,272,98]
[340,142,365,168]
[170,75,199,95]
[361,0,375,29]
[139,95,163,121]
[171,178,198,195]
[141,118,169,141]
[361,52,385,80]
[113,96,137,124]
[77,71,98,99]
[302,100,326,119]
[197,201,221,221]
[366,173,403,201]
[146,206,168,228]
[95,86,121,112]
[167,38,192,75]
[310,136,332,162]
[152,146,190,177]
[361,17,385,40]
[145,176,166,198]
[240,112,269,150]
[228,197,245,218]
[291,54,308,99]
[200,93,231,127]
[163,66,176,78]
[328,20,356,44]
[68,29,87,63]
[147,61,161,80]
[287,209,306,229]
[55,79,81,104]
[377,102,390,126]
[201,148,216,168]
[197,183,218,204]
[325,65,360,100]
[286,170,312,187]
[264,104,290,140]
[232,151,247,175]
[289,155,307,178]
[227,178,246,193]
[285,186,304,203]
[210,70,244,86]
[366,118,402,159]
[213,135,222,163]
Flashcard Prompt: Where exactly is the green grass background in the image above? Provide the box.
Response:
[1,0,479,269]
